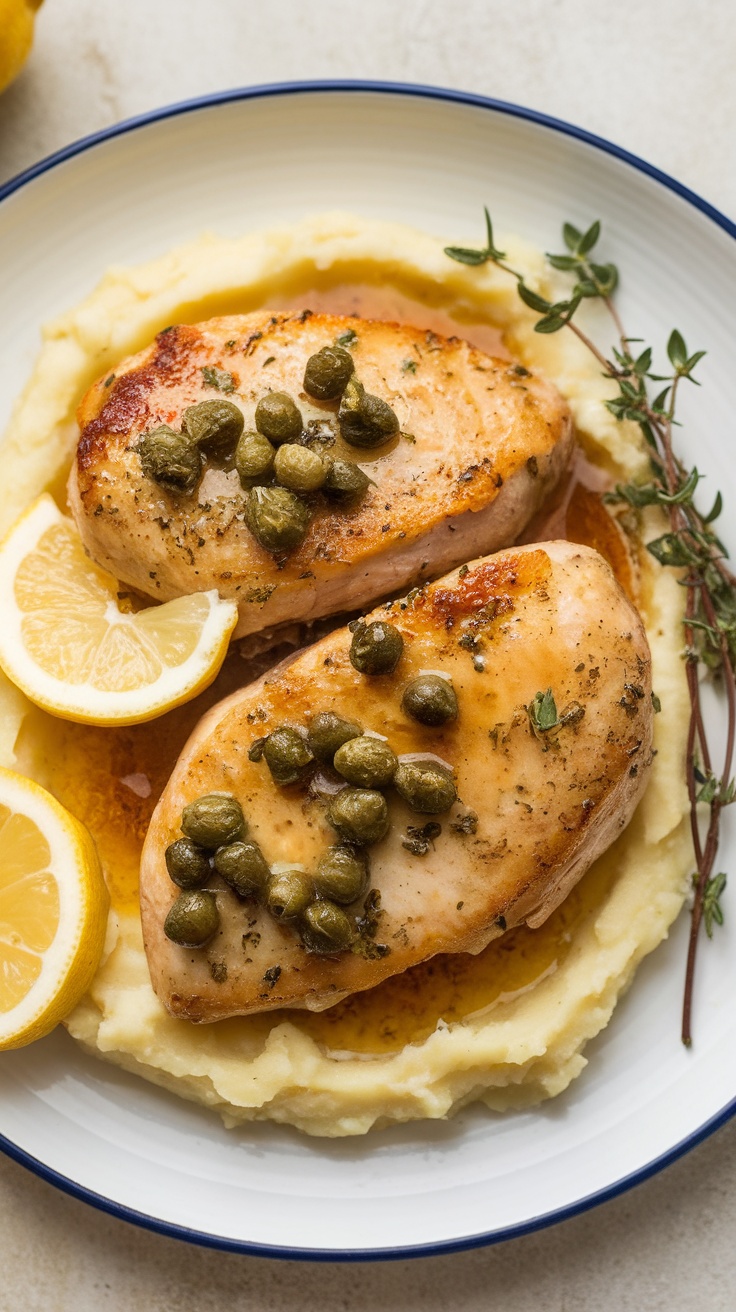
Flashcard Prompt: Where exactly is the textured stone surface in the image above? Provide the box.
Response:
[1,0,735,216]
[1,0,735,1305]
[2,1115,736,1310]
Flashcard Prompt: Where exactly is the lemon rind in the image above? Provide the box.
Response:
[0,496,238,726]
[0,766,109,1050]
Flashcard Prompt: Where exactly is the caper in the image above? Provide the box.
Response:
[301,900,355,954]
[328,787,390,845]
[349,620,404,675]
[402,674,459,727]
[273,443,326,493]
[254,391,303,444]
[165,837,211,890]
[333,736,398,789]
[313,845,368,905]
[235,431,275,484]
[137,425,202,494]
[182,399,244,456]
[266,868,313,921]
[245,486,311,553]
[323,458,371,503]
[394,761,457,814]
[214,840,270,898]
[262,726,314,786]
[307,711,363,764]
[164,890,220,947]
[180,793,246,848]
[338,377,399,449]
[303,344,354,400]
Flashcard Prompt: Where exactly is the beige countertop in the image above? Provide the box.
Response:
[1,1,735,1307]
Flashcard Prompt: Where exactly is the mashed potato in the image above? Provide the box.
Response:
[0,215,693,1136]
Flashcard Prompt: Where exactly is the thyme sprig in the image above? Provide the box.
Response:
[446,212,736,1045]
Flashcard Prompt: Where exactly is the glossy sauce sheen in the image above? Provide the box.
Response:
[25,286,640,1055]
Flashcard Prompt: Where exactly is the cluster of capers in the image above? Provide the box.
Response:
[241,390,341,555]
[162,791,369,956]
[270,845,369,954]
[163,793,261,949]
[244,618,461,871]
[136,339,401,557]
[305,343,400,449]
[137,399,244,497]
[254,616,462,834]
[163,624,461,953]
[253,706,458,840]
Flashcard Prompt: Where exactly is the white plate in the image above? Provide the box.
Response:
[1,82,735,1259]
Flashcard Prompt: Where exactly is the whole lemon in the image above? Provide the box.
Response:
[0,0,43,95]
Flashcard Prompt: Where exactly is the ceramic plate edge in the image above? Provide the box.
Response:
[0,78,735,1261]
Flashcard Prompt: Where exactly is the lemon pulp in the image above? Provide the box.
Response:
[0,767,108,1050]
[17,519,216,691]
[0,804,58,1012]
[0,495,238,725]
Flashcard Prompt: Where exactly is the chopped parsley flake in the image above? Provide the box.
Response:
[201,365,236,393]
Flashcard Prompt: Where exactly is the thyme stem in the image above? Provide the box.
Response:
[445,212,736,1044]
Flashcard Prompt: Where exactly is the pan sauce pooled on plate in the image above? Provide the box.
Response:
[0,214,693,1136]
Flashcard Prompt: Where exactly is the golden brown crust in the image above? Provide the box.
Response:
[139,541,653,1022]
[68,312,574,637]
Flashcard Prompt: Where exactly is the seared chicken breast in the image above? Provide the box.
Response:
[140,541,653,1022]
[69,312,573,638]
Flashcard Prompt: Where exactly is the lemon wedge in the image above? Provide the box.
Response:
[0,766,108,1050]
[0,495,238,725]
[0,0,43,96]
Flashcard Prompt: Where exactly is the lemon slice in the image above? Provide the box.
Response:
[0,1,44,96]
[0,495,238,725]
[0,767,108,1050]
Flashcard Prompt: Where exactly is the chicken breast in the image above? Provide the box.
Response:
[140,541,653,1022]
[68,311,573,638]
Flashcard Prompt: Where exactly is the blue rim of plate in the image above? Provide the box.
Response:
[1,78,735,1262]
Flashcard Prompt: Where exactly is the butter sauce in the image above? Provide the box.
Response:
[174,273,508,360]
[16,280,638,1057]
[293,849,619,1056]
[265,280,509,359]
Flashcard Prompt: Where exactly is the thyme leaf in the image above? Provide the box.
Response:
[527,688,559,749]
[529,688,558,731]
[443,206,506,266]
[699,871,727,938]
[201,365,236,393]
